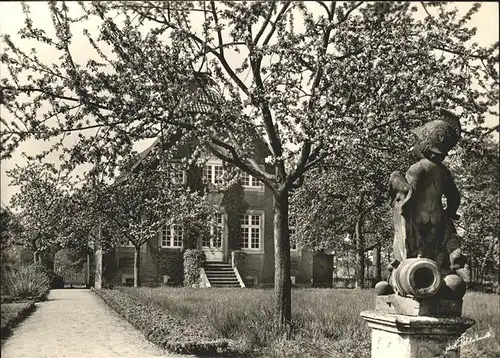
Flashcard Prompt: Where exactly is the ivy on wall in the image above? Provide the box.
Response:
[222,180,248,251]
[102,250,119,288]
[154,248,184,285]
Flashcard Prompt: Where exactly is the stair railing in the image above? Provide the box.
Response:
[199,267,211,288]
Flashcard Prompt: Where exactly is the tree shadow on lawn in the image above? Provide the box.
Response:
[0,302,37,347]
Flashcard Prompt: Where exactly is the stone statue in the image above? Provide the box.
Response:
[387,108,466,276]
[375,108,468,310]
[362,110,477,358]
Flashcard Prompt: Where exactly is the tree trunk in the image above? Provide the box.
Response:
[33,251,38,264]
[374,243,382,284]
[355,218,365,289]
[273,189,291,335]
[94,241,103,289]
[134,246,141,288]
[86,254,90,287]
[480,238,496,284]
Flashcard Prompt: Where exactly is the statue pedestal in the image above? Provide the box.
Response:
[375,294,462,317]
[360,310,475,358]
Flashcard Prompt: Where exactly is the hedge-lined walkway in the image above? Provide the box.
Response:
[1,289,186,358]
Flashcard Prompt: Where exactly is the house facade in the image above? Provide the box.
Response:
[104,141,326,288]
[99,72,330,288]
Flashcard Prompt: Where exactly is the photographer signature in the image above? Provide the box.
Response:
[445,330,493,352]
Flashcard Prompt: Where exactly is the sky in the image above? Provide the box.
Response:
[0,1,499,207]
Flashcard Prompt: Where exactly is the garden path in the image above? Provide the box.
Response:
[1,289,190,358]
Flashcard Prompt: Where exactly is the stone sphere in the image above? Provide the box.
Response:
[374,281,394,296]
[442,274,466,299]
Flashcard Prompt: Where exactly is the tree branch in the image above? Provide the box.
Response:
[481,124,500,137]
[434,45,493,60]
[335,1,364,25]
[262,2,292,46]
[207,140,277,192]
[303,151,329,172]
[253,2,276,45]
[1,85,111,111]
[314,1,332,18]
[128,4,249,95]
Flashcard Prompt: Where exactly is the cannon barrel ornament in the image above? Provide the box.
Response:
[389,258,442,299]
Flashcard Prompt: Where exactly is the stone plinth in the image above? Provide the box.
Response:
[376,294,463,317]
[360,310,475,358]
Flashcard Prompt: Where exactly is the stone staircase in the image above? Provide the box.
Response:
[204,262,243,288]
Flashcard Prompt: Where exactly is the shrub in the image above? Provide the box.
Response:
[2,264,50,301]
[92,288,236,356]
[183,249,205,287]
[40,267,64,289]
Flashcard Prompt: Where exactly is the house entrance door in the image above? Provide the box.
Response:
[202,213,225,261]
[202,242,224,261]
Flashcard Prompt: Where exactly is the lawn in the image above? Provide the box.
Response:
[104,287,500,358]
[0,301,36,342]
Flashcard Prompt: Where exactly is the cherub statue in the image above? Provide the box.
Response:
[388,108,466,277]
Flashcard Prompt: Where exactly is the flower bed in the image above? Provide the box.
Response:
[1,301,36,341]
[92,288,240,356]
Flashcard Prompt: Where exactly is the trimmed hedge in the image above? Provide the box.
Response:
[1,301,36,340]
[183,249,205,287]
[154,249,184,285]
[92,288,237,356]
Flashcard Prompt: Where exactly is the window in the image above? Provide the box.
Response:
[214,165,224,184]
[118,257,134,269]
[160,224,183,248]
[241,213,262,250]
[203,161,224,185]
[241,171,263,188]
[202,213,223,248]
[169,162,186,184]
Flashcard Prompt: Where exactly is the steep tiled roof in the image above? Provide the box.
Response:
[115,73,221,183]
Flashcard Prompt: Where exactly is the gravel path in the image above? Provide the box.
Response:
[1,289,187,358]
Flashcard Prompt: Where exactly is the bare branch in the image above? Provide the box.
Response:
[253,2,276,45]
[434,45,493,60]
[420,2,434,20]
[482,124,500,137]
[335,1,364,25]
[313,1,332,18]
[208,139,277,192]
[1,85,111,111]
[303,151,329,172]
[262,2,292,46]
[225,129,277,182]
